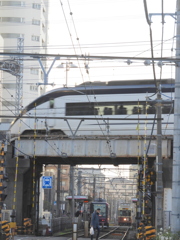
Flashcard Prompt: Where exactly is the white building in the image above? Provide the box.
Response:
[0,35,4,129]
[0,0,48,129]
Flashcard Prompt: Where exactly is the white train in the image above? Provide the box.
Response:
[10,79,174,137]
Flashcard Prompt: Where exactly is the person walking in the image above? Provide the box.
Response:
[90,208,101,240]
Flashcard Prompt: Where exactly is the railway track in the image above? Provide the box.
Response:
[55,229,84,238]
[99,226,130,239]
[57,226,131,240]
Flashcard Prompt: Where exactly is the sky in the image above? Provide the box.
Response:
[45,0,177,88]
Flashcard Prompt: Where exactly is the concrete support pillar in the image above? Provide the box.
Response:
[5,157,30,225]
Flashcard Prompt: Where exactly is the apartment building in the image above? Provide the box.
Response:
[0,0,48,128]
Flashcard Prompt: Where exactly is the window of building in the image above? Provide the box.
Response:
[0,1,25,6]
[61,169,67,174]
[1,33,23,38]
[2,83,16,89]
[32,19,40,25]
[30,68,39,75]
[32,3,41,9]
[0,17,25,23]
[66,101,174,116]
[30,85,38,91]
[31,35,40,41]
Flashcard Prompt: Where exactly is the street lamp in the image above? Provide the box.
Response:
[57,62,78,87]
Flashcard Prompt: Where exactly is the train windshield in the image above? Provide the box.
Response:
[118,210,131,216]
[93,204,106,217]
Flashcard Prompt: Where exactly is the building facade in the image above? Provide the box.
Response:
[0,0,48,128]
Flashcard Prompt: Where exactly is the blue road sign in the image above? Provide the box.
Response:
[42,176,52,189]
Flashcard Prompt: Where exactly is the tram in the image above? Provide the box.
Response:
[90,198,109,227]
[117,206,133,226]
[9,79,174,136]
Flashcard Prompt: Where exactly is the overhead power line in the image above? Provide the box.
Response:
[0,52,179,62]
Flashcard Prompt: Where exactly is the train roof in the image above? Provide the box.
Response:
[77,78,174,86]
[39,78,175,98]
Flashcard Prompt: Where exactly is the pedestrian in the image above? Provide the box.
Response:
[90,208,101,240]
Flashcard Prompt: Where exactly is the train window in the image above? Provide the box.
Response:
[116,105,127,114]
[119,210,131,216]
[66,102,95,116]
[147,106,156,114]
[49,99,54,108]
[66,101,174,116]
[104,107,113,115]
[132,106,142,114]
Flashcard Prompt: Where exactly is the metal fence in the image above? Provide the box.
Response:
[52,217,72,233]
[52,216,84,234]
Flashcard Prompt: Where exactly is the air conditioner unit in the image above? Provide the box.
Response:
[2,210,13,222]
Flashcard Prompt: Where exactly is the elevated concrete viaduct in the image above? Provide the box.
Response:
[5,135,173,228]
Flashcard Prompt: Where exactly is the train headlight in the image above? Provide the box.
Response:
[123,218,127,221]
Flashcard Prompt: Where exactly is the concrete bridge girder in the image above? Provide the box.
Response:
[14,138,172,162]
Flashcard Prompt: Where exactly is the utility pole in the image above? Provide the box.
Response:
[70,166,75,221]
[93,176,96,200]
[155,88,163,229]
[77,171,82,196]
[172,0,180,232]
[56,165,61,217]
